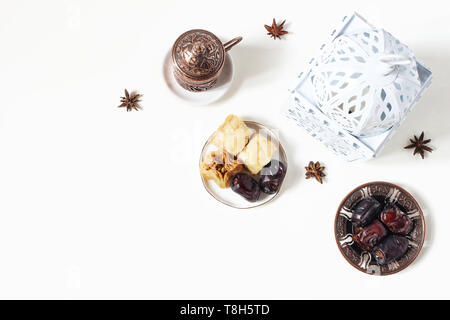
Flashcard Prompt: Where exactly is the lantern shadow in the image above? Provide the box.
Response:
[214,44,285,104]
[377,49,450,159]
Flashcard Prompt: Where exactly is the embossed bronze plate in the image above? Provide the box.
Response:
[335,182,426,276]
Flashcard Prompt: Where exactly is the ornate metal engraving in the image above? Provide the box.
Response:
[173,30,224,81]
[335,182,425,276]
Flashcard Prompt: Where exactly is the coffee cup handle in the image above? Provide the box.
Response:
[223,37,243,52]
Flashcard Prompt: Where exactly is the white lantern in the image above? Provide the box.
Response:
[283,13,432,161]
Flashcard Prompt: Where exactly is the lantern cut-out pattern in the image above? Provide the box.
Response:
[283,12,432,161]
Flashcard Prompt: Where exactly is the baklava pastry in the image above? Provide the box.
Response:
[238,134,277,174]
[210,115,255,156]
[200,150,244,188]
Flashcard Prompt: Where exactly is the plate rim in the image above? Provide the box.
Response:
[163,50,234,106]
[199,120,288,210]
[334,181,426,276]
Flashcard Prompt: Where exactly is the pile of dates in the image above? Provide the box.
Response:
[351,197,414,265]
[231,160,286,202]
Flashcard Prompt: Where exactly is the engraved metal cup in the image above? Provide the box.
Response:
[171,29,242,92]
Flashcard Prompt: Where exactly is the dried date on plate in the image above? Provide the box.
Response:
[372,235,409,265]
[353,220,388,251]
[351,197,382,227]
[259,160,287,194]
[231,174,261,202]
[380,204,413,234]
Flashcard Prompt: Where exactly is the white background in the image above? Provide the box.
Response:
[0,0,449,299]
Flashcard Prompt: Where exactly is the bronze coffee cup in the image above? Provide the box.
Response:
[171,29,242,92]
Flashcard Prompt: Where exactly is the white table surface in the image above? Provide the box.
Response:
[1,0,449,300]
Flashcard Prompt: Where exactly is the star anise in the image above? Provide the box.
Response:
[264,18,288,40]
[118,89,142,112]
[305,161,326,184]
[404,131,433,159]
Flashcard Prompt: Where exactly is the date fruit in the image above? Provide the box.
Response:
[259,160,287,194]
[353,220,388,251]
[372,235,409,265]
[380,204,413,234]
[351,197,382,227]
[231,174,261,202]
